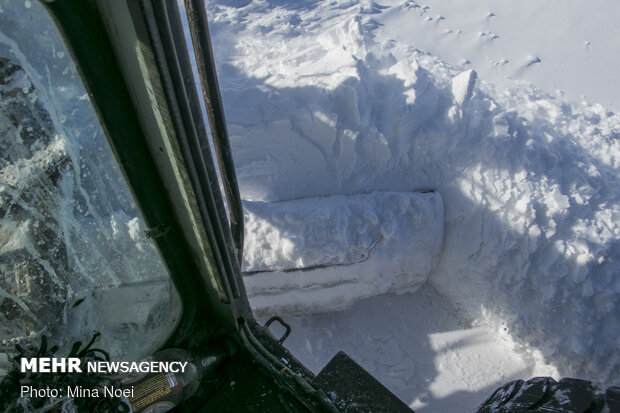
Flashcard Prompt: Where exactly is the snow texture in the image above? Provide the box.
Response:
[206,0,620,400]
[0,0,618,411]
[243,191,443,314]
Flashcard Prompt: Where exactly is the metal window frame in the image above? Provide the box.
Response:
[42,0,338,411]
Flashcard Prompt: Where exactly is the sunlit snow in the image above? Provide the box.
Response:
[0,0,618,412]
[207,0,619,411]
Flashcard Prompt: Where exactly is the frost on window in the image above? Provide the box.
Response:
[0,0,180,363]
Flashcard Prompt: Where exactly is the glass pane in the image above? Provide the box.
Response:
[0,0,180,363]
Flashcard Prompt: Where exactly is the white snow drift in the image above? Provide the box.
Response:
[208,0,620,390]
[242,191,443,314]
[0,0,617,411]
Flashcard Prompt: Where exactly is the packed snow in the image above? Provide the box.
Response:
[243,191,443,314]
[205,0,619,410]
[0,0,618,412]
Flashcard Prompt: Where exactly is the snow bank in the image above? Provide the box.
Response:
[243,191,443,314]
[371,0,620,110]
[208,0,619,386]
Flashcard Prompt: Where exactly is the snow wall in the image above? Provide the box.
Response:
[242,191,444,314]
[208,1,619,386]
[0,0,616,391]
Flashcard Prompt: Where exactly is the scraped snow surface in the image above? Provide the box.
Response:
[0,0,618,412]
[243,191,443,314]
[206,0,619,411]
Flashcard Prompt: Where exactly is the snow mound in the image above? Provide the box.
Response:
[209,0,620,387]
[243,192,444,314]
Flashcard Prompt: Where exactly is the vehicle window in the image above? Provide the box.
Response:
[0,0,181,364]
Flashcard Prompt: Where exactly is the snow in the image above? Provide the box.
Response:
[0,0,618,412]
[206,0,620,410]
[243,191,443,314]
[373,0,620,110]
[279,283,560,412]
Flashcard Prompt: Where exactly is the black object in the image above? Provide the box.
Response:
[183,0,245,266]
[477,376,620,413]
[314,352,414,413]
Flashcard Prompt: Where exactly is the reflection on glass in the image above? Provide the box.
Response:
[0,0,180,363]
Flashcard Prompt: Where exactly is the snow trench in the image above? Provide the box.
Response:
[242,191,444,314]
[209,1,619,387]
[0,0,617,397]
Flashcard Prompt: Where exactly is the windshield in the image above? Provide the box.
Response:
[0,0,181,364]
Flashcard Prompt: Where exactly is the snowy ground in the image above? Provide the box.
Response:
[276,283,558,412]
[206,0,619,411]
[0,0,617,411]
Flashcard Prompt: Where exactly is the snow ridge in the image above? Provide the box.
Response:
[242,191,444,314]
[208,0,619,387]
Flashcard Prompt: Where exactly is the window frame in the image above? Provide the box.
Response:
[43,0,339,411]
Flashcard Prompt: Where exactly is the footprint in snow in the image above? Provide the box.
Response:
[360,0,389,14]
[441,28,461,39]
[479,31,499,40]
[513,55,542,77]
[526,55,542,67]
[490,58,509,68]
